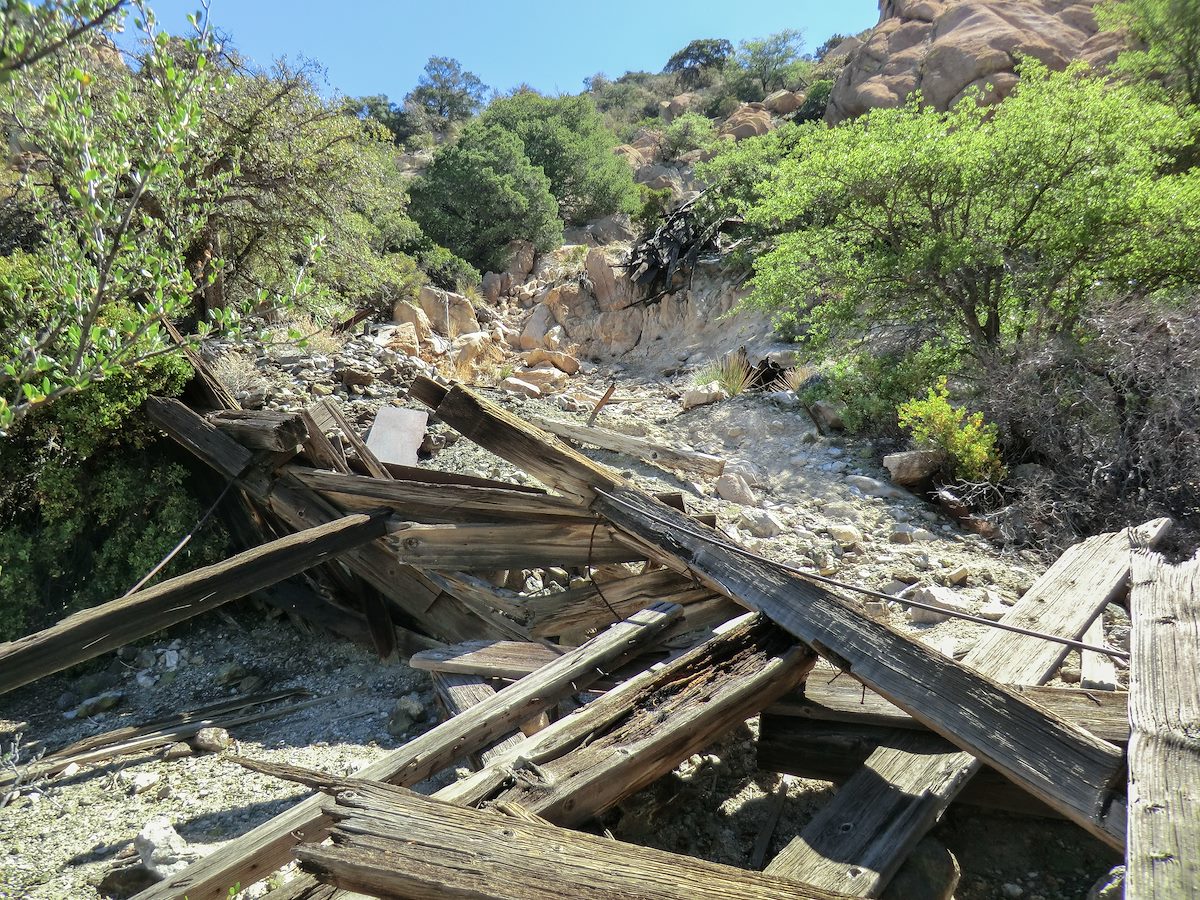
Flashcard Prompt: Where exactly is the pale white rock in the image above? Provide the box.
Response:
[846,475,913,500]
[681,381,728,410]
[716,473,757,506]
[904,584,973,625]
[136,817,202,879]
[126,771,161,795]
[738,508,785,538]
[513,364,569,394]
[945,564,970,585]
[191,727,231,753]
[499,377,542,398]
[523,348,580,375]
[827,523,863,547]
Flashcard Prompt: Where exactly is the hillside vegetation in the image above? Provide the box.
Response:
[0,0,1197,641]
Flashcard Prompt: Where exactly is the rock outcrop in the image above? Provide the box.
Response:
[826,0,1124,123]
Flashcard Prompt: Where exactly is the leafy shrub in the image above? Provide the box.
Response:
[633,185,673,232]
[898,378,1005,482]
[797,344,954,436]
[794,79,833,122]
[662,111,717,159]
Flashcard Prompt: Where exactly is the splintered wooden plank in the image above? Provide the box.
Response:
[532,415,726,478]
[292,467,594,523]
[387,521,642,568]
[765,519,1169,895]
[319,398,392,480]
[128,603,682,900]
[291,779,851,900]
[766,677,1129,743]
[145,396,253,479]
[209,409,308,452]
[1081,618,1119,691]
[1127,551,1200,898]
[429,672,527,767]
[416,381,1129,848]
[0,512,390,696]
[523,567,721,638]
[490,615,816,827]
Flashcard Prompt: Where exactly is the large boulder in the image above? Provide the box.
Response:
[720,104,772,139]
[613,144,647,169]
[826,0,1125,123]
[418,285,479,338]
[658,92,700,124]
[635,163,686,196]
[392,300,433,343]
[519,303,554,351]
[481,271,512,303]
[505,240,537,282]
[764,89,804,114]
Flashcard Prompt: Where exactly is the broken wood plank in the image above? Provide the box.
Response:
[767,675,1130,743]
[288,776,852,900]
[292,467,594,523]
[0,512,390,696]
[1081,617,1119,691]
[765,519,1169,894]
[490,614,816,827]
[144,396,253,479]
[416,380,1130,848]
[532,415,725,478]
[300,408,350,473]
[429,672,527,768]
[523,567,721,638]
[1126,551,1200,898]
[319,398,392,479]
[381,461,546,493]
[209,409,308,452]
[128,603,682,900]
[387,521,642,569]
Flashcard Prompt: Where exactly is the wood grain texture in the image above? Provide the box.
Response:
[295,781,852,900]
[420,381,1129,848]
[765,520,1169,894]
[387,520,642,568]
[1126,551,1200,899]
[128,603,681,900]
[145,396,252,479]
[492,615,816,826]
[532,414,725,478]
[0,512,388,695]
[766,678,1129,743]
[209,409,308,451]
[429,671,526,767]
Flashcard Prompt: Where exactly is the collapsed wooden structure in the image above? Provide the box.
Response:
[2,371,1196,900]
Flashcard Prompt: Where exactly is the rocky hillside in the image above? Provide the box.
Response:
[826,0,1125,121]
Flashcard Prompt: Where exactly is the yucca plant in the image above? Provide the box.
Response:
[693,352,753,397]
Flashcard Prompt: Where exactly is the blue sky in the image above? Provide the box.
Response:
[139,1,879,100]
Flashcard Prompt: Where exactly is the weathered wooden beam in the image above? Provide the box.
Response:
[128,603,682,900]
[144,396,253,479]
[429,672,526,768]
[292,467,594,523]
[1081,617,1119,691]
[1126,551,1200,898]
[387,521,642,569]
[288,777,852,900]
[491,614,816,827]
[317,398,392,480]
[208,409,308,452]
[0,512,390,696]
[765,519,1169,895]
[532,415,725,478]
[416,380,1130,848]
[767,676,1129,743]
[523,567,721,638]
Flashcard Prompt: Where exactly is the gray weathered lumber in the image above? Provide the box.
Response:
[532,415,725,478]
[416,380,1130,848]
[766,675,1129,743]
[1126,551,1200,898]
[429,672,526,767]
[0,512,389,696]
[208,409,308,451]
[318,398,391,480]
[387,521,641,568]
[145,396,252,479]
[491,614,816,826]
[765,518,1170,895]
[292,467,594,523]
[1081,617,1119,691]
[292,777,851,900]
[128,603,681,900]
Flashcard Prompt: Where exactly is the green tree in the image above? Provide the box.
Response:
[1099,0,1200,106]
[0,0,125,81]
[479,92,637,224]
[662,110,716,159]
[406,55,487,131]
[0,2,220,432]
[408,122,562,272]
[731,29,807,97]
[743,62,1200,353]
[663,38,733,89]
